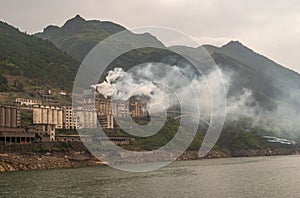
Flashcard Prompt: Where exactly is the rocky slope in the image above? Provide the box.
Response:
[0,152,98,172]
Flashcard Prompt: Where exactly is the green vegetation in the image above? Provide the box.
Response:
[36,15,165,64]
[62,142,71,150]
[107,116,296,153]
[1,16,300,154]
[20,109,33,127]
[56,129,78,135]
[0,73,8,91]
[0,21,79,91]
[35,15,126,62]
[217,119,266,150]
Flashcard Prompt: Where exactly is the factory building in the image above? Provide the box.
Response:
[55,134,130,145]
[75,89,148,129]
[32,105,63,141]
[32,105,63,129]
[36,89,58,105]
[34,124,56,142]
[62,106,79,129]
[95,96,112,115]
[0,105,35,144]
[98,114,114,129]
[15,98,42,106]
[0,105,20,128]
[112,100,130,117]
[76,108,98,129]
[130,101,147,117]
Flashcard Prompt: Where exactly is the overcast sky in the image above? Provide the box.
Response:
[1,0,299,72]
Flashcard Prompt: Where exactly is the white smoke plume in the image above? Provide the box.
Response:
[91,68,125,97]
[90,63,300,140]
[91,63,252,118]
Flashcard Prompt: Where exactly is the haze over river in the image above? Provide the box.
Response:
[1,155,300,197]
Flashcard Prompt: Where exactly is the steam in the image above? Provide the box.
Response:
[92,64,218,114]
[92,63,300,139]
[91,68,125,98]
[93,64,255,114]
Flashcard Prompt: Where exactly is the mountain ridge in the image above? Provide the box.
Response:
[35,15,127,61]
[4,16,300,106]
[1,16,300,152]
[34,16,300,114]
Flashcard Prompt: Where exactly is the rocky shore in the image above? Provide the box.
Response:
[1,144,299,172]
[0,142,106,172]
[0,151,101,172]
[177,147,300,161]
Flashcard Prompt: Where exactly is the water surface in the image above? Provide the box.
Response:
[1,155,300,197]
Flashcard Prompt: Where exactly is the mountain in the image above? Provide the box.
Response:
[170,41,300,112]
[208,41,300,108]
[0,21,79,91]
[35,15,125,62]
[36,16,300,115]
[34,16,300,111]
[1,16,299,152]
[35,15,164,62]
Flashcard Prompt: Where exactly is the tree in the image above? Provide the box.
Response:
[0,74,8,91]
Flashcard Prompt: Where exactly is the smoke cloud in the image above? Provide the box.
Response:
[92,63,245,119]
[91,63,300,140]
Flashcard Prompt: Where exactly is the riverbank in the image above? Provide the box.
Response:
[177,147,300,161]
[0,151,100,172]
[0,142,104,172]
[1,143,299,172]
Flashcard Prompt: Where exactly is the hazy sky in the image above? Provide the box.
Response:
[1,0,300,72]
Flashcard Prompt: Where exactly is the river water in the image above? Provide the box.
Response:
[1,155,300,197]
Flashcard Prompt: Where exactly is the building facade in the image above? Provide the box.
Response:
[0,105,35,144]
[32,105,63,129]
[130,101,147,117]
[15,98,42,106]
[62,106,79,129]
[32,105,63,141]
[75,89,148,129]
[0,105,21,128]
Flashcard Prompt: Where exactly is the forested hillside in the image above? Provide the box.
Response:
[0,21,79,91]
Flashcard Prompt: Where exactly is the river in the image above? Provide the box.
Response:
[1,155,300,197]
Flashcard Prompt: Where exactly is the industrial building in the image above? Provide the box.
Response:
[62,106,79,129]
[95,96,112,115]
[32,105,63,141]
[0,105,21,128]
[34,124,56,142]
[111,100,130,117]
[98,114,114,129]
[0,87,148,145]
[32,105,63,129]
[0,105,35,144]
[76,108,98,129]
[79,89,148,129]
[15,98,42,106]
[36,89,58,105]
[130,101,147,117]
[0,96,145,144]
[55,134,130,145]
